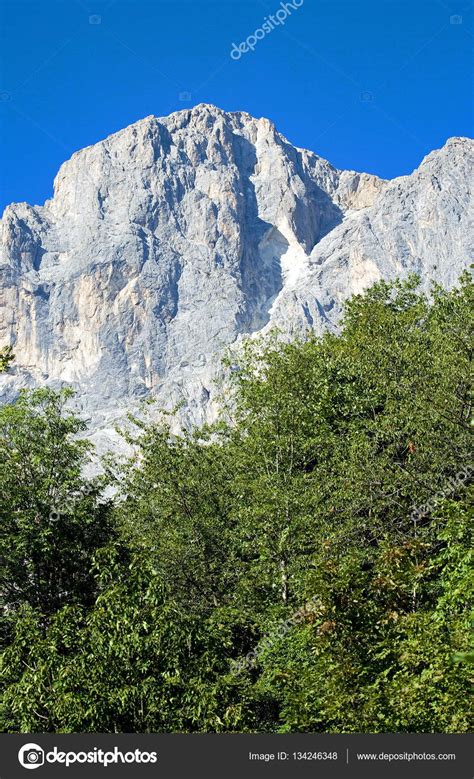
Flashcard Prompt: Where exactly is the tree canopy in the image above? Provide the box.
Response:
[1,274,472,733]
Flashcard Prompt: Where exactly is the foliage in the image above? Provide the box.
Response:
[0,389,115,630]
[1,274,472,732]
[0,346,14,373]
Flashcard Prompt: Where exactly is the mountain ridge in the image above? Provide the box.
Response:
[1,104,472,450]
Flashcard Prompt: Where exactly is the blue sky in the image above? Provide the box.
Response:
[0,0,472,212]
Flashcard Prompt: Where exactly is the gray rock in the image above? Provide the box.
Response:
[0,105,472,449]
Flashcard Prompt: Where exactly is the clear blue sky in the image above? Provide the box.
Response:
[0,0,472,212]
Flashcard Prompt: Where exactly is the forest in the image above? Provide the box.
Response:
[0,274,472,733]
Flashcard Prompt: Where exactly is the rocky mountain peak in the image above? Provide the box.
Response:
[0,106,472,451]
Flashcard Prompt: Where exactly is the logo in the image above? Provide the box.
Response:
[18,744,45,770]
[17,744,158,769]
[230,0,304,60]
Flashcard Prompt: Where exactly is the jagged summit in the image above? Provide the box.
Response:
[0,105,472,448]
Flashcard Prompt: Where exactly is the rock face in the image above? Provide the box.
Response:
[0,105,472,446]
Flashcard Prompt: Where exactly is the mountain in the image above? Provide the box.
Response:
[0,104,472,448]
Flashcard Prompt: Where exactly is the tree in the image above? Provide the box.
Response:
[0,345,14,373]
[1,274,471,733]
[0,388,113,626]
[229,273,472,732]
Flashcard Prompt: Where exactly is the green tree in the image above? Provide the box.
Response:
[1,274,471,733]
[0,345,14,373]
[230,274,472,732]
[0,388,113,625]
